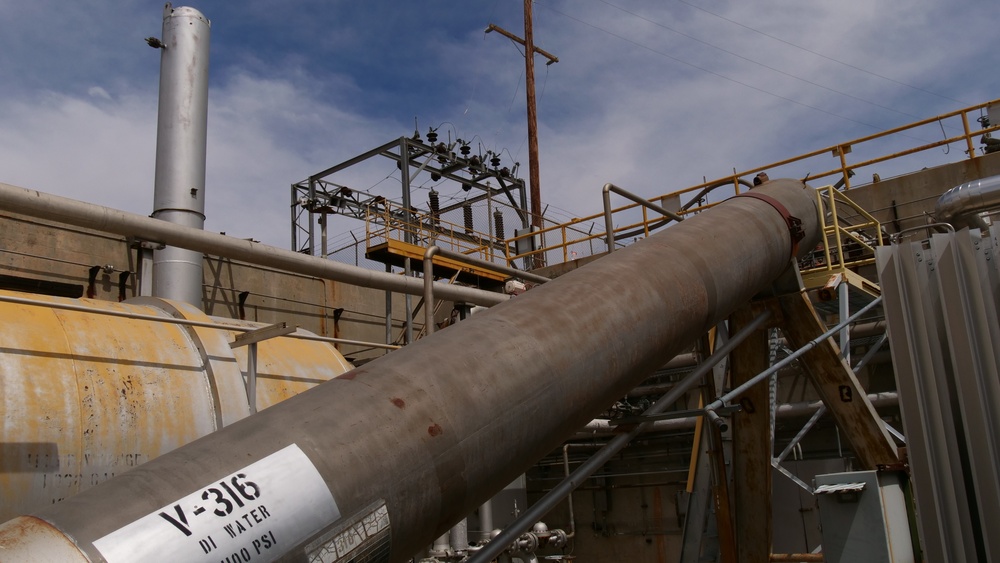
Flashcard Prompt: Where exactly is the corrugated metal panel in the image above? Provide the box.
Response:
[875,226,1000,562]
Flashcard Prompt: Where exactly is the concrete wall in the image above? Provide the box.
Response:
[840,151,1000,233]
[0,211,425,363]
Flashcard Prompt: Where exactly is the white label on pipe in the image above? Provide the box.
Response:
[93,444,340,563]
[306,501,391,562]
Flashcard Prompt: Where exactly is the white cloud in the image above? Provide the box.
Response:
[2,0,999,256]
[87,86,113,101]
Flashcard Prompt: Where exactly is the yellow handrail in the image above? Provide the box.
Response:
[365,97,999,270]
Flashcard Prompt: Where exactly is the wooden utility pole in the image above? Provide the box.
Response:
[523,0,542,236]
[486,3,558,267]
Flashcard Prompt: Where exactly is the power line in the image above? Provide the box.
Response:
[595,0,933,124]
[536,2,928,138]
[537,4,883,129]
[673,0,969,106]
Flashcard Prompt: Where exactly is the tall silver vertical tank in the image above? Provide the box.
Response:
[151,4,211,307]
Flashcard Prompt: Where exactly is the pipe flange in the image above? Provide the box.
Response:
[547,528,569,548]
[514,532,539,553]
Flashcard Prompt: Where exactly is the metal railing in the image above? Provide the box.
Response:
[800,185,885,276]
[363,98,1000,271]
[364,199,505,263]
[519,97,1000,266]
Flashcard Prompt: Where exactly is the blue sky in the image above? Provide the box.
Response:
[1,1,998,251]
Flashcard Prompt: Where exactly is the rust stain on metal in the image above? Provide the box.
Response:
[428,423,443,437]
[390,397,405,409]
[0,515,87,559]
[0,293,353,521]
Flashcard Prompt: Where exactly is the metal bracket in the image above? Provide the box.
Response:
[229,322,297,413]
[735,191,805,257]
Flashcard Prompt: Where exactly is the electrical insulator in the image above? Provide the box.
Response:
[490,156,501,168]
[429,189,441,228]
[463,203,474,235]
[431,172,442,182]
[460,144,471,156]
[500,167,510,178]
[462,183,472,192]
[494,209,505,240]
[427,130,438,143]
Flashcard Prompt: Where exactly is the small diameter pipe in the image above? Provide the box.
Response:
[851,332,888,373]
[775,331,888,463]
[0,182,509,308]
[424,245,551,336]
[478,499,494,542]
[704,296,883,431]
[424,246,441,336]
[603,183,685,252]
[467,309,772,563]
[574,392,898,438]
[0,293,400,350]
[561,445,578,539]
[775,405,826,464]
[838,281,850,365]
[770,554,824,562]
[428,245,551,286]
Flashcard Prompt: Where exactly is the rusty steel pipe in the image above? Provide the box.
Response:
[0,179,819,562]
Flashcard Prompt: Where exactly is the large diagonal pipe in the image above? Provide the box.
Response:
[0,179,819,562]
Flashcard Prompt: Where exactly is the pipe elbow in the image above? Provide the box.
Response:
[933,175,1000,229]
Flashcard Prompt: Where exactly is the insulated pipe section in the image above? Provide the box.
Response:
[933,174,1000,229]
[0,180,819,562]
[151,4,211,307]
[0,182,508,307]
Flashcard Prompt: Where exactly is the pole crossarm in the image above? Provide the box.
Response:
[485,24,560,64]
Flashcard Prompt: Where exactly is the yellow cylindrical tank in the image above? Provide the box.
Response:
[0,290,352,521]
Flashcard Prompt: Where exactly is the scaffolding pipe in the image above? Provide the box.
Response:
[0,182,508,308]
[705,296,884,431]
[0,292,401,350]
[0,180,819,562]
[574,392,898,438]
[603,183,685,252]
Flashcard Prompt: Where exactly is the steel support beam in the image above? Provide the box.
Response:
[776,291,899,469]
[730,303,774,563]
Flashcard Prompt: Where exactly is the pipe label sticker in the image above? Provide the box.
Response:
[93,444,340,563]
[305,500,391,563]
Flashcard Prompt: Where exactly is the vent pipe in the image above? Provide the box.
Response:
[933,175,1000,230]
[150,4,210,308]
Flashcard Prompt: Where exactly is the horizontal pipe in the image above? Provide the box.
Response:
[603,182,684,252]
[430,245,550,285]
[933,174,1000,229]
[770,554,824,562]
[705,296,884,430]
[0,182,508,308]
[0,180,820,562]
[574,392,899,438]
[0,292,401,350]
